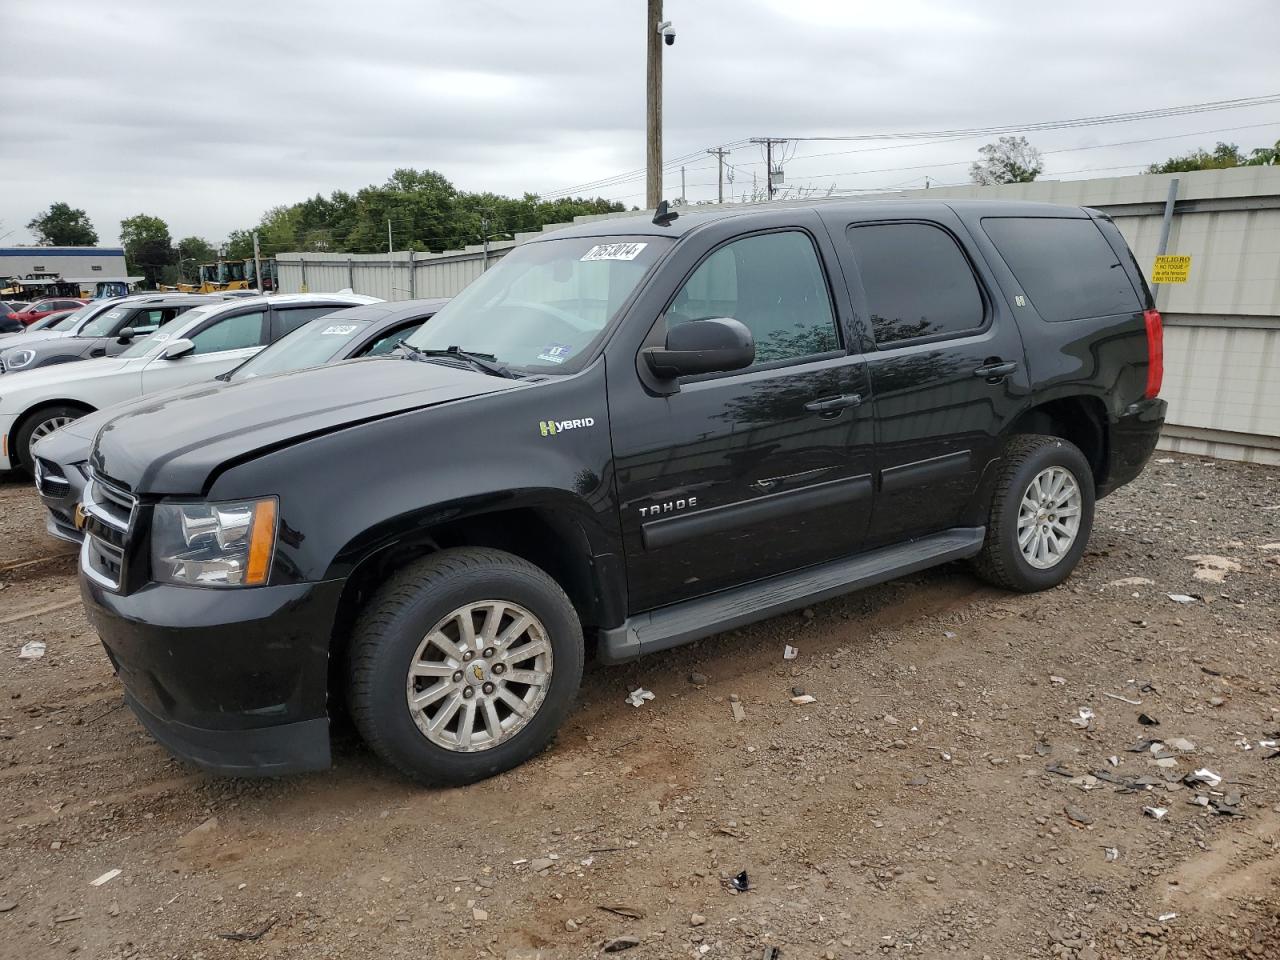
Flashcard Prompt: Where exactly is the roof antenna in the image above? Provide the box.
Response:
[652,199,679,227]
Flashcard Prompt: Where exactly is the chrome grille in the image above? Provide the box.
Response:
[80,471,137,590]
[34,458,70,498]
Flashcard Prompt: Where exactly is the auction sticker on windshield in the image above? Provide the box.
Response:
[321,324,360,336]
[580,242,647,262]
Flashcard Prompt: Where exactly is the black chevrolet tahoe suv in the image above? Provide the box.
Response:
[79,200,1166,785]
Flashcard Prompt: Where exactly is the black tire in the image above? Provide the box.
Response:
[347,547,584,786]
[13,404,87,477]
[972,434,1095,593]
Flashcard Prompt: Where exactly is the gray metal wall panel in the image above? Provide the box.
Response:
[274,167,1280,462]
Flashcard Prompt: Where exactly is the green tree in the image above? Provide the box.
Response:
[1246,139,1280,166]
[223,168,625,260]
[970,136,1043,185]
[120,214,174,288]
[26,202,99,246]
[1146,141,1248,174]
[175,236,218,281]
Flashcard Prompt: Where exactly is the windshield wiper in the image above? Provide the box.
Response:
[396,342,518,379]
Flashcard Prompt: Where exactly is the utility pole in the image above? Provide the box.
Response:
[481,214,490,271]
[750,138,786,200]
[387,218,393,256]
[252,232,263,293]
[706,146,729,204]
[645,0,663,210]
[680,165,686,205]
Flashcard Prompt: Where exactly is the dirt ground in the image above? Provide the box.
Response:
[1,455,1279,960]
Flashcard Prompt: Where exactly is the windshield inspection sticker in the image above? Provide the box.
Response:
[580,242,647,262]
[321,324,360,336]
[536,343,573,364]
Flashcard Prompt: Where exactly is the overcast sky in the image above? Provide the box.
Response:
[3,0,1278,248]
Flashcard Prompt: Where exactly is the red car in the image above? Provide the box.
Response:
[6,297,88,326]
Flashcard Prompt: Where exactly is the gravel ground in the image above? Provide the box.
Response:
[1,454,1278,960]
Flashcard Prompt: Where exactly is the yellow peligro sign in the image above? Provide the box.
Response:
[1152,254,1191,284]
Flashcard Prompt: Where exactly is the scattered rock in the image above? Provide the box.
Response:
[689,672,708,686]
[530,858,555,873]
[690,913,706,926]
[1184,554,1241,583]
[602,935,642,952]
[1064,805,1094,826]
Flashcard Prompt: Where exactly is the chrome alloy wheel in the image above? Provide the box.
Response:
[1017,465,1083,570]
[405,601,553,753]
[30,415,76,443]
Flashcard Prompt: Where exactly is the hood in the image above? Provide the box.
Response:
[91,357,527,494]
[0,354,136,394]
[31,378,223,468]
[0,329,69,355]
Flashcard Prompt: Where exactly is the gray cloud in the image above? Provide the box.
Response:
[2,0,1277,245]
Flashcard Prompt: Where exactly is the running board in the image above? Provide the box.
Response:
[598,527,985,664]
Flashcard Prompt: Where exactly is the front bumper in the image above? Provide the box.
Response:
[0,413,16,470]
[81,571,347,777]
[1099,396,1168,497]
[35,457,88,544]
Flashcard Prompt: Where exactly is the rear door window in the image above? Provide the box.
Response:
[981,217,1143,322]
[845,222,985,345]
[272,305,342,340]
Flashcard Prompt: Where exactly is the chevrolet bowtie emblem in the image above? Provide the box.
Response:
[472,665,484,681]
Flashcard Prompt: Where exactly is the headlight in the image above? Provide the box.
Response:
[151,497,278,587]
[4,349,35,370]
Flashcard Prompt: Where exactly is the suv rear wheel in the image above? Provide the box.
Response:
[348,547,584,786]
[972,434,1095,592]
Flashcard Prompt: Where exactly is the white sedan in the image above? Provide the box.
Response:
[0,292,379,474]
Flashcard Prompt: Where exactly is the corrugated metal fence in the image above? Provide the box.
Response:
[278,165,1280,464]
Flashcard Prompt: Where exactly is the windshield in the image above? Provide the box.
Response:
[79,305,134,337]
[403,235,670,371]
[231,317,371,381]
[46,312,80,330]
[118,303,221,358]
[58,300,114,331]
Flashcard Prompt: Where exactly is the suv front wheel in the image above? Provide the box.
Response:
[973,434,1096,592]
[348,547,584,786]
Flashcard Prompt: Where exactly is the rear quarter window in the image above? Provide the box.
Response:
[982,217,1143,322]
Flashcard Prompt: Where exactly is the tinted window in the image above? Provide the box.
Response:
[189,310,267,354]
[982,217,1142,322]
[668,231,839,365]
[846,222,984,345]
[362,321,427,356]
[273,305,341,339]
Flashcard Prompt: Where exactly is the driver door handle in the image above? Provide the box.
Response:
[973,360,1018,380]
[804,393,863,414]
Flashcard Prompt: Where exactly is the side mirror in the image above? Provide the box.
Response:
[161,338,195,360]
[116,327,136,343]
[642,317,754,380]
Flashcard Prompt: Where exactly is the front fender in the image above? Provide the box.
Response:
[205,360,622,586]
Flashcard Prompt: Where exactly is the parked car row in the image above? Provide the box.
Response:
[34,297,447,542]
[7,200,1166,791]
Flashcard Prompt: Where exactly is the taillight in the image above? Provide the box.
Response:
[1143,308,1163,399]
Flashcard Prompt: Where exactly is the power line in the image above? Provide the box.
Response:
[538,92,1279,204]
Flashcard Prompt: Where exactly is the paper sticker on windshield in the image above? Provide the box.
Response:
[321,324,360,336]
[537,343,573,364]
[580,242,647,262]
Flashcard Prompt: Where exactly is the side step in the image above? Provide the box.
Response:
[598,527,985,664]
